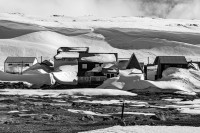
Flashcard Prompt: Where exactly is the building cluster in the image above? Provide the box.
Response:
[4,47,193,86]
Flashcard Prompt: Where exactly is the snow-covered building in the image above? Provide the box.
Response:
[54,52,80,69]
[78,53,118,85]
[4,57,38,74]
[54,47,89,69]
[154,56,188,79]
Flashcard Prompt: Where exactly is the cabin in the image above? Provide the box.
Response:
[54,47,89,69]
[78,53,118,85]
[4,57,38,74]
[154,56,188,79]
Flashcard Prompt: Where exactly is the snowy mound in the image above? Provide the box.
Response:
[99,68,200,95]
[53,65,78,85]
[23,63,53,74]
[0,71,55,88]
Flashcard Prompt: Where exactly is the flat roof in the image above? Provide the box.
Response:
[79,53,117,63]
[54,52,79,59]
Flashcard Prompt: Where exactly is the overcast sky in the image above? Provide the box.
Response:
[0,0,199,19]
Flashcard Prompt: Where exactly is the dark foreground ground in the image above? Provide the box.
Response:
[0,92,200,133]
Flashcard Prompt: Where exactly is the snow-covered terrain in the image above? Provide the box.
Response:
[1,13,200,67]
[81,125,200,133]
[1,13,200,93]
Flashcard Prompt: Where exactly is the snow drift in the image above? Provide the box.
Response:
[0,71,55,88]
[99,68,200,95]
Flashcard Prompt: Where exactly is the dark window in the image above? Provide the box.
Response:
[25,64,29,67]
[107,74,111,78]
[82,64,87,69]
[111,74,114,77]
[8,64,12,66]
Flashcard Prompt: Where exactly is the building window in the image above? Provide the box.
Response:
[111,74,114,77]
[107,74,111,78]
[8,64,12,66]
[82,64,87,69]
[25,64,29,67]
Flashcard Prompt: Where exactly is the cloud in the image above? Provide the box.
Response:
[0,0,199,19]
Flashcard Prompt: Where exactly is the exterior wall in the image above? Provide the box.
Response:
[5,62,33,74]
[78,76,107,84]
[54,58,78,69]
[78,62,102,76]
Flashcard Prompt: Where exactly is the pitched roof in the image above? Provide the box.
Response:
[126,53,143,72]
[5,57,37,63]
[154,56,188,65]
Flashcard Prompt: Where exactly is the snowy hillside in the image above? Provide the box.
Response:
[1,13,200,68]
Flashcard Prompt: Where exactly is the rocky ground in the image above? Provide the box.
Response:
[0,91,200,133]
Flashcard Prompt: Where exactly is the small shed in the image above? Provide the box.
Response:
[153,56,188,79]
[4,57,38,74]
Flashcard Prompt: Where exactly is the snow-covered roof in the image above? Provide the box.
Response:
[55,52,79,59]
[5,57,37,63]
[57,47,89,53]
[80,53,117,63]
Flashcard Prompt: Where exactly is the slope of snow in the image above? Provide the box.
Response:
[81,125,200,133]
[0,71,55,87]
[99,68,200,95]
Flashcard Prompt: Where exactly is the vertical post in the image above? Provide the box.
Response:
[41,56,43,63]
[144,65,147,80]
[148,57,149,65]
[21,61,23,75]
[121,101,125,120]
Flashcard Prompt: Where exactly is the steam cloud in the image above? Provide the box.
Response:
[0,0,199,19]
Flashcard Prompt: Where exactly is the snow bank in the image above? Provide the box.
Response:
[68,109,110,117]
[1,89,136,97]
[23,69,47,75]
[53,65,78,85]
[0,71,55,87]
[81,125,200,133]
[99,68,200,95]
[52,71,77,85]
[98,69,144,90]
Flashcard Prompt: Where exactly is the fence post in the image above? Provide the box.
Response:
[121,100,125,120]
